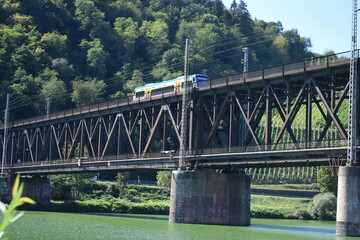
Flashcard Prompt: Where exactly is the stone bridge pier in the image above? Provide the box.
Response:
[0,176,50,204]
[169,170,250,225]
[336,166,360,236]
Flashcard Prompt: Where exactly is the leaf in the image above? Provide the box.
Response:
[12,175,20,197]
[19,197,36,205]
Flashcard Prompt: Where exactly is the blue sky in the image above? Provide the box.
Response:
[223,0,352,54]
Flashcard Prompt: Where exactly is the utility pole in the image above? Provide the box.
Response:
[179,39,190,170]
[1,93,10,177]
[347,0,359,166]
[242,47,249,144]
[242,47,249,79]
[46,97,51,117]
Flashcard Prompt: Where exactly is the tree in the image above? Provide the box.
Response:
[51,58,75,85]
[110,63,131,98]
[39,32,68,60]
[116,172,130,199]
[317,166,338,196]
[123,70,145,94]
[50,174,94,200]
[114,17,139,54]
[80,38,109,78]
[40,77,68,112]
[156,171,172,188]
[75,0,110,39]
[71,78,106,107]
[231,0,253,36]
[282,29,312,61]
[140,20,170,62]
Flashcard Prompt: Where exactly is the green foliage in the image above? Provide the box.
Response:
[40,77,67,111]
[50,174,95,201]
[294,209,313,220]
[71,78,106,107]
[26,199,170,215]
[116,172,130,199]
[123,70,145,94]
[317,166,338,196]
[156,171,172,188]
[309,193,336,220]
[0,0,318,120]
[39,32,68,60]
[251,207,284,219]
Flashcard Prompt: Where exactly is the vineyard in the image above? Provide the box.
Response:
[245,166,320,184]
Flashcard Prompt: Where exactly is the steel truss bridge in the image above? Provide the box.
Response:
[0,51,358,175]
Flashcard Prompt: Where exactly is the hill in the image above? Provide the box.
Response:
[0,0,315,120]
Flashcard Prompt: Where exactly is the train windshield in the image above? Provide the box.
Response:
[135,91,145,98]
[195,75,210,88]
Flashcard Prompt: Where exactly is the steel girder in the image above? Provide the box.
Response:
[0,68,353,170]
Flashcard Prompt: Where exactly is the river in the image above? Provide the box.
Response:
[3,211,359,240]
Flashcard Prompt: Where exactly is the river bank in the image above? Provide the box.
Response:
[21,179,330,220]
[21,192,314,220]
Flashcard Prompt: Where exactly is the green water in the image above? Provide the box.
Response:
[3,211,360,240]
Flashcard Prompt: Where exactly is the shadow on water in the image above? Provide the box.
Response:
[84,213,168,221]
[252,224,335,234]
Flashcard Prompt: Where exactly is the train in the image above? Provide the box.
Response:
[133,74,210,100]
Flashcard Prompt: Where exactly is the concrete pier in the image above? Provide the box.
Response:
[336,166,360,236]
[169,170,250,225]
[0,176,50,204]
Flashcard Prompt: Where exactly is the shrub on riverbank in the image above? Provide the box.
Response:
[309,193,336,220]
[251,207,284,219]
[22,200,170,215]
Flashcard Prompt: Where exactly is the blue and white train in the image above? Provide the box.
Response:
[133,74,209,100]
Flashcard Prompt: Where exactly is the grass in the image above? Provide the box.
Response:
[251,183,319,192]
[251,195,312,217]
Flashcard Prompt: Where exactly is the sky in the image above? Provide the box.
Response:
[222,0,353,54]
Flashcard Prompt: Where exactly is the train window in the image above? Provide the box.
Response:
[151,88,162,96]
[135,91,145,98]
[162,86,174,93]
[151,86,175,96]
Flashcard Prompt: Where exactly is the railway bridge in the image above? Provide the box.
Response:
[0,51,359,235]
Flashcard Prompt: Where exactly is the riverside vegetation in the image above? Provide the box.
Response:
[21,167,337,221]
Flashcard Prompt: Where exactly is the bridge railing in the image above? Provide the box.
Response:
[204,50,354,90]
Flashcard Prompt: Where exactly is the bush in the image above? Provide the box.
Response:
[251,207,284,219]
[317,166,337,196]
[294,209,313,220]
[156,171,172,188]
[21,199,170,215]
[309,193,336,220]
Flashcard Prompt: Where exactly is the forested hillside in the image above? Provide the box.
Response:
[0,0,315,121]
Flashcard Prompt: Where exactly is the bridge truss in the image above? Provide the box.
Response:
[0,52,358,174]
